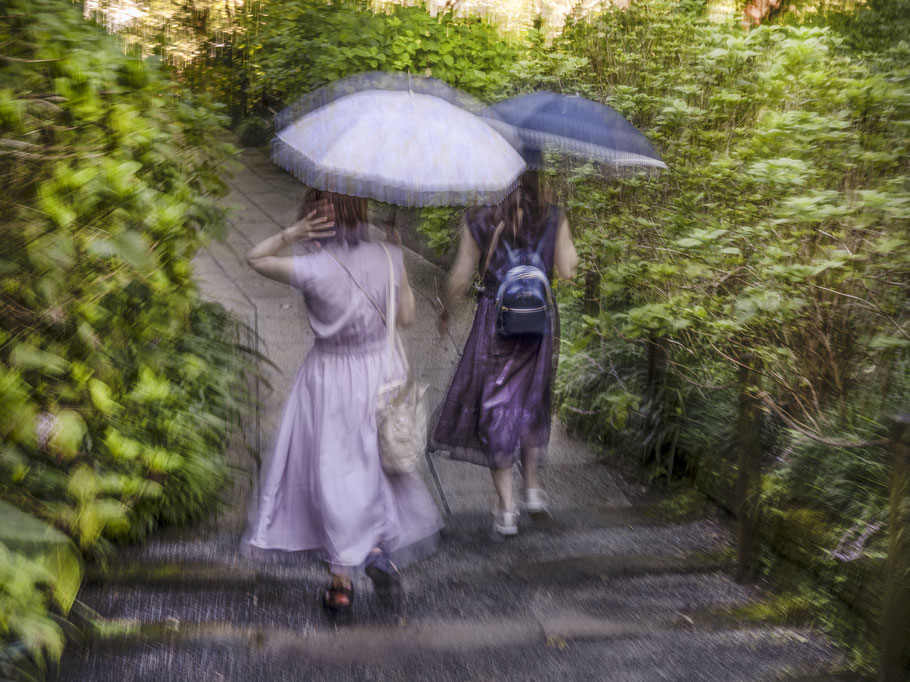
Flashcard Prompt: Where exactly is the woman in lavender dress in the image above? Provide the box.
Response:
[432,171,578,536]
[245,189,443,617]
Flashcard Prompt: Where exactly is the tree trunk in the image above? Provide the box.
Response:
[882,413,910,680]
[583,270,601,317]
[735,353,762,584]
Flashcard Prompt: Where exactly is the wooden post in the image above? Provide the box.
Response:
[735,353,762,583]
[583,270,601,317]
[645,334,667,408]
[642,335,667,466]
[882,413,910,681]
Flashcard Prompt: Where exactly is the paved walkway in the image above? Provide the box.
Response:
[61,149,841,681]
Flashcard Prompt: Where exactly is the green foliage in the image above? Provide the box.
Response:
[242,0,520,112]
[417,207,463,255]
[1,0,246,667]
[84,0,250,67]
[543,1,908,519]
[0,502,83,678]
[237,116,272,147]
[0,543,64,673]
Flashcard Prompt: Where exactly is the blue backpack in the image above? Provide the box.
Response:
[481,221,553,338]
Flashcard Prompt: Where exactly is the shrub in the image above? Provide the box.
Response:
[1,0,244,667]
[544,1,908,514]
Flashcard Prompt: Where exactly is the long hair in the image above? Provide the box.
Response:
[493,171,548,248]
[298,188,368,245]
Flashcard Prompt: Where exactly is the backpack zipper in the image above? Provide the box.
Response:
[501,305,547,313]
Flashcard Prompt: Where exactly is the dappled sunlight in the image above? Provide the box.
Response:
[370,0,622,35]
[83,0,246,64]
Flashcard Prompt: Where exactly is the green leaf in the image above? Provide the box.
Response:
[40,542,82,613]
[89,378,121,415]
[143,447,182,473]
[9,343,67,376]
[49,410,87,459]
[67,465,99,503]
[113,230,154,270]
[104,427,141,461]
[131,366,173,403]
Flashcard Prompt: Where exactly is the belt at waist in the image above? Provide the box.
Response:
[313,338,387,356]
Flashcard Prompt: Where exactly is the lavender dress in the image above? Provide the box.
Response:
[430,206,562,470]
[247,239,443,574]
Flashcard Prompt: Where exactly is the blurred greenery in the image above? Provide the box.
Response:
[1,0,247,671]
[544,0,908,518]
[2,0,907,675]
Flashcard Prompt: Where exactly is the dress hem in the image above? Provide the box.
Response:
[242,526,442,576]
[428,440,549,470]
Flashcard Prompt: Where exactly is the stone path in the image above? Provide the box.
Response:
[61,150,841,681]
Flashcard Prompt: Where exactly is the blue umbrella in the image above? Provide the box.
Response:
[482,92,666,173]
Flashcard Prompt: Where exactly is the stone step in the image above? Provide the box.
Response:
[61,616,838,681]
[85,548,726,590]
[96,509,727,571]
[77,563,748,630]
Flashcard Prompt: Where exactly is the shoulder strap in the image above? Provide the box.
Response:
[479,220,506,284]
[325,248,386,324]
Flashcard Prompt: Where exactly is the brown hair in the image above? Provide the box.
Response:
[495,171,548,248]
[298,188,368,245]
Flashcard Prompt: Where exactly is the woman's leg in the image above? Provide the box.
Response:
[520,445,541,491]
[521,442,548,514]
[491,466,516,511]
[491,465,519,535]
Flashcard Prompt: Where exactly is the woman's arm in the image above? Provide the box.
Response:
[381,227,415,328]
[397,263,416,328]
[553,216,579,280]
[438,222,481,337]
[245,210,335,284]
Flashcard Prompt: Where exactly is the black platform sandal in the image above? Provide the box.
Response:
[322,581,354,620]
[365,554,401,605]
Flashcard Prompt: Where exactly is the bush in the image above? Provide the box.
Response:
[237,115,272,147]
[545,0,908,521]
[241,0,520,112]
[1,0,244,667]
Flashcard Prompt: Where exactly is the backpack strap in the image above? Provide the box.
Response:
[479,219,506,286]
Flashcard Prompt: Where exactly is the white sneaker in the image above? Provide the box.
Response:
[493,507,519,536]
[524,488,549,514]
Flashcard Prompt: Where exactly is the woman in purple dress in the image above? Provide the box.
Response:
[432,172,578,535]
[245,190,443,618]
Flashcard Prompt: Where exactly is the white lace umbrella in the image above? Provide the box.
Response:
[270,73,525,207]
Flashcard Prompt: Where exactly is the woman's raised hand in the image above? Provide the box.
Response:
[282,206,336,245]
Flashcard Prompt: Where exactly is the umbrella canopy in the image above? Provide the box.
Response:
[271,72,525,207]
[483,92,667,172]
